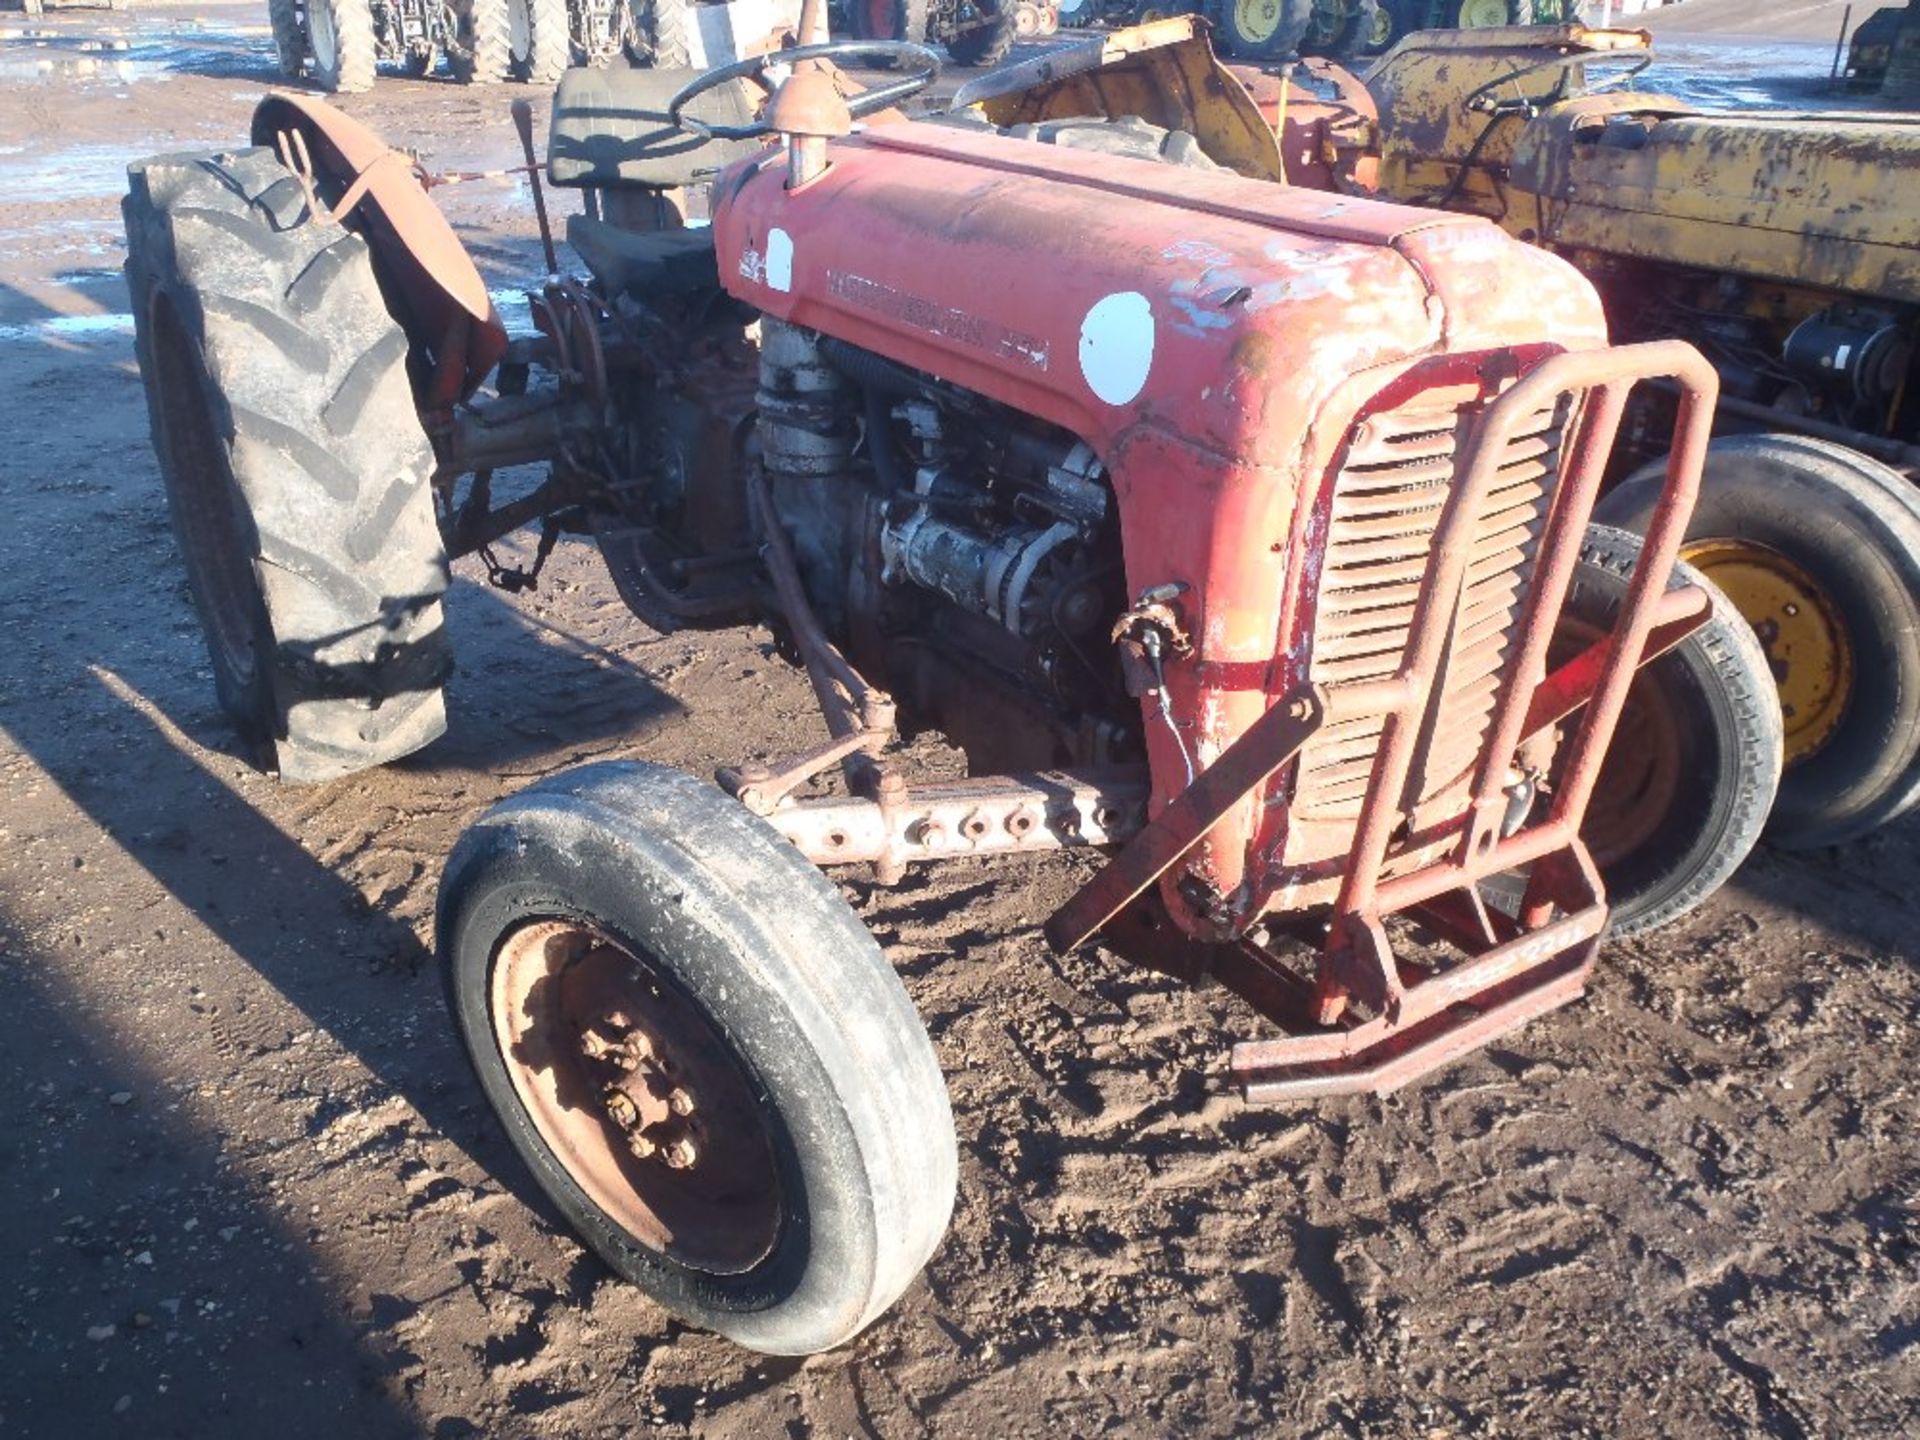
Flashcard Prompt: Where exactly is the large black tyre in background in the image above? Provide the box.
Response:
[1596,434,1920,849]
[946,0,1017,67]
[307,0,379,93]
[267,0,305,76]
[510,0,571,82]
[448,0,513,83]
[124,149,452,782]
[1562,527,1781,936]
[439,762,958,1354]
[629,0,693,68]
[1211,0,1313,62]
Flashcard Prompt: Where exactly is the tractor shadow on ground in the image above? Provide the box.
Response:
[0,905,433,1439]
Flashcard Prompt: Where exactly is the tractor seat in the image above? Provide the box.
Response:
[547,64,765,190]
[565,214,720,299]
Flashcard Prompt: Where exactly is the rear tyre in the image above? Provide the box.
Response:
[124,149,452,782]
[307,0,378,93]
[628,0,692,68]
[267,0,305,76]
[439,762,958,1355]
[1596,433,1920,849]
[511,0,571,82]
[1212,0,1313,62]
[449,0,513,83]
[1560,526,1781,935]
[947,0,1017,66]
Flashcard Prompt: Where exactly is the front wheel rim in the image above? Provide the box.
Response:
[1457,0,1509,27]
[489,919,783,1274]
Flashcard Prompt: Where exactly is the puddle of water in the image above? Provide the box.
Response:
[0,142,142,202]
[0,16,274,86]
[0,311,133,344]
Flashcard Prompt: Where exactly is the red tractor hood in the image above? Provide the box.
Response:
[712,124,1611,916]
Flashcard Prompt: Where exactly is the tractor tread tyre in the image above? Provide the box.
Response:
[267,0,305,76]
[439,762,958,1355]
[1210,0,1313,62]
[124,149,451,784]
[1001,114,1220,169]
[947,0,1017,68]
[851,0,931,68]
[630,0,692,68]
[450,0,513,83]
[1568,526,1781,936]
[1597,433,1920,849]
[513,0,571,82]
[309,0,378,93]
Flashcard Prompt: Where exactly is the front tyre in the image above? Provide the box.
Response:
[439,762,958,1355]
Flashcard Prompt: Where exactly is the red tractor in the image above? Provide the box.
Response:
[125,5,1759,1352]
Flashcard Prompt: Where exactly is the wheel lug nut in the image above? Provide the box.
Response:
[603,1088,638,1129]
[668,1087,695,1116]
[664,1138,698,1170]
[627,1132,657,1160]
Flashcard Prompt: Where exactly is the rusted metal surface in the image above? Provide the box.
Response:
[769,770,1150,873]
[249,93,508,399]
[1045,689,1326,953]
[489,920,782,1269]
[713,120,1610,930]
[1229,59,1380,192]
[1039,340,1716,1099]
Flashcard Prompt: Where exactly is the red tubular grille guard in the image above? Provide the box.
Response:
[1234,339,1719,1099]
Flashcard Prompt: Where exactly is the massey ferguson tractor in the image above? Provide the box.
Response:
[126,2,1765,1351]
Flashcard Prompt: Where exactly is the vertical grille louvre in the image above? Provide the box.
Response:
[1290,392,1568,836]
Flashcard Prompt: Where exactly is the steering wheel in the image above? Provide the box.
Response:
[667,41,943,142]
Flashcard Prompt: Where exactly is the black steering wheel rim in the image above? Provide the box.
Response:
[666,41,943,142]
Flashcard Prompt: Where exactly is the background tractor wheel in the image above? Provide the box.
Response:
[510,0,570,81]
[267,0,305,76]
[440,762,958,1355]
[628,0,692,68]
[1359,0,1416,54]
[1597,434,1920,849]
[947,0,1017,67]
[1453,0,1516,26]
[306,0,378,93]
[124,149,452,782]
[1557,526,1782,935]
[448,0,512,83]
[1213,0,1312,61]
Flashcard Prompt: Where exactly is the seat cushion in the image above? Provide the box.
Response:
[547,64,765,190]
[564,215,721,299]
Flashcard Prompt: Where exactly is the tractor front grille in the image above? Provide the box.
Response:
[1284,388,1570,864]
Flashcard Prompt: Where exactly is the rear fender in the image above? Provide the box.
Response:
[251,92,509,407]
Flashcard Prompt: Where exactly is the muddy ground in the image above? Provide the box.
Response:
[1,6,1917,1437]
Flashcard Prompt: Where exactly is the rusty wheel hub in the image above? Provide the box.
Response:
[489,920,782,1273]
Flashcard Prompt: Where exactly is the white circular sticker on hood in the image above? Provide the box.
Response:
[1079,291,1155,406]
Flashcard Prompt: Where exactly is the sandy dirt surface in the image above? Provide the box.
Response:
[1,6,1918,1438]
